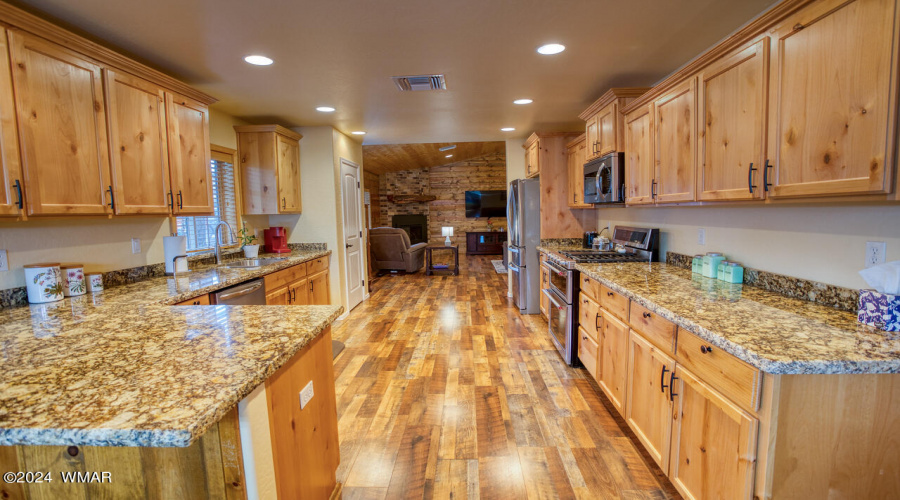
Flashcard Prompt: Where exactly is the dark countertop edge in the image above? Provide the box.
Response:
[0,304,344,448]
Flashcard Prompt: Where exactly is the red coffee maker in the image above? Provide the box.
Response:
[263,227,290,253]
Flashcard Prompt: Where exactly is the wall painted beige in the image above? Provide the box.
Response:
[505,139,526,184]
[595,204,900,290]
[0,108,249,291]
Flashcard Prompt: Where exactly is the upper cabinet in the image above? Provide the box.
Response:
[9,31,112,216]
[698,39,768,202]
[105,70,171,215]
[236,125,303,215]
[524,134,541,178]
[566,134,592,208]
[580,88,650,162]
[624,104,656,205]
[0,28,23,217]
[766,0,897,198]
[653,78,697,203]
[166,92,212,215]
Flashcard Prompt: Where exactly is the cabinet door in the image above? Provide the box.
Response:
[654,78,697,203]
[597,103,617,156]
[698,39,768,202]
[308,269,329,305]
[539,262,549,318]
[624,105,656,205]
[578,326,600,381]
[9,31,112,215]
[625,330,675,472]
[669,366,758,500]
[767,0,897,197]
[266,285,291,305]
[598,311,630,414]
[290,277,310,306]
[0,28,24,217]
[276,134,301,213]
[166,92,212,215]
[566,141,584,208]
[525,141,540,178]
[586,116,599,160]
[105,70,171,214]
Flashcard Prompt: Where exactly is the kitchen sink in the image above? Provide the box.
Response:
[224,257,288,269]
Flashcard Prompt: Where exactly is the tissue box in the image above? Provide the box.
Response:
[858,289,900,331]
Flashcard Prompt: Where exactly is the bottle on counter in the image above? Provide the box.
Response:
[691,255,704,274]
[702,252,725,278]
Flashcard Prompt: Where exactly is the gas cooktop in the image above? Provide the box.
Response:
[559,250,647,264]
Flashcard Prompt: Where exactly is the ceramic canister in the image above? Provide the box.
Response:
[60,264,86,297]
[23,263,65,304]
[87,273,104,293]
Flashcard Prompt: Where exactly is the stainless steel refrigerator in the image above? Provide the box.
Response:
[507,178,541,314]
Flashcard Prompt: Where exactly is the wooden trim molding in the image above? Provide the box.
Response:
[234,124,303,141]
[0,1,216,105]
[566,133,587,148]
[578,87,651,120]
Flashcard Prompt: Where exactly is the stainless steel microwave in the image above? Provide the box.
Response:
[584,152,625,204]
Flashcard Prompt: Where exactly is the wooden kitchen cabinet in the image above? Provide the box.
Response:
[654,77,697,203]
[105,70,172,215]
[175,294,210,306]
[166,92,212,215]
[524,135,541,178]
[596,103,617,157]
[308,269,329,305]
[668,365,758,500]
[625,330,675,472]
[8,31,112,216]
[697,39,768,202]
[585,115,600,160]
[539,254,549,319]
[578,326,600,381]
[766,0,897,198]
[566,134,592,208]
[236,125,303,214]
[598,311,630,413]
[624,104,656,205]
[0,28,24,217]
[580,88,649,162]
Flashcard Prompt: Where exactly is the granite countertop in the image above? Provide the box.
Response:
[537,246,900,375]
[0,250,343,447]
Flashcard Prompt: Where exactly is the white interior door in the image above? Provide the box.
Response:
[341,159,365,311]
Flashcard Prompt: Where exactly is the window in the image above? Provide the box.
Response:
[176,148,240,252]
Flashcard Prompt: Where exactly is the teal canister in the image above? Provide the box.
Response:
[702,253,725,278]
[717,260,729,281]
[691,255,704,274]
[723,262,744,284]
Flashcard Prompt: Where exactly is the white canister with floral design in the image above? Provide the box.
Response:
[60,264,86,297]
[87,274,104,293]
[23,263,65,304]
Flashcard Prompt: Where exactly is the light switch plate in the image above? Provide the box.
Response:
[0,250,8,271]
[131,238,141,254]
[299,380,314,409]
[697,228,706,246]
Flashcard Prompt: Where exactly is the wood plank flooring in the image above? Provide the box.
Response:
[331,255,680,500]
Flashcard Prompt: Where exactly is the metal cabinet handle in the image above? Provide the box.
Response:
[763,159,772,192]
[748,162,757,194]
[651,179,657,199]
[700,345,713,354]
[607,291,614,297]
[643,311,652,319]
[167,190,174,210]
[177,190,183,209]
[107,185,115,210]
[310,280,314,292]
[12,179,22,209]
[282,197,286,210]
[660,365,669,393]
[583,299,588,304]
[669,372,679,402]
[595,313,601,331]
[584,278,590,283]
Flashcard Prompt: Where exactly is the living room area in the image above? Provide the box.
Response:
[363,142,512,278]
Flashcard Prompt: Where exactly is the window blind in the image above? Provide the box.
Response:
[176,157,239,252]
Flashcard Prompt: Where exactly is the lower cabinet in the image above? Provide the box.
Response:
[668,366,758,500]
[264,258,330,306]
[625,331,675,471]
[175,294,210,306]
[308,269,329,305]
[598,312,629,413]
[539,255,549,319]
[578,326,599,381]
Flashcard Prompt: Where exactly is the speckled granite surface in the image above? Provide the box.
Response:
[0,250,342,447]
[539,238,585,248]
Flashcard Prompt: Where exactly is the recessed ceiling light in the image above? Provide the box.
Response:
[501,127,516,132]
[316,106,336,113]
[244,55,273,66]
[537,43,565,55]
[513,99,533,105]
[439,145,457,151]
[445,154,453,158]
[351,131,366,135]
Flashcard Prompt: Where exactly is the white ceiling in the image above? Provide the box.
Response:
[14,0,777,145]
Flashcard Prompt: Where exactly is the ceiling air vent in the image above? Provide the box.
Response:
[392,74,447,92]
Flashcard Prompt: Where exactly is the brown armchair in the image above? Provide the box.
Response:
[369,227,427,273]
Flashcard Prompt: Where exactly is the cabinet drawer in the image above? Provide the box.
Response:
[629,302,677,356]
[578,326,599,381]
[676,329,761,411]
[176,294,210,306]
[264,262,308,292]
[580,275,603,303]
[306,256,328,275]
[578,292,602,343]
[600,284,629,321]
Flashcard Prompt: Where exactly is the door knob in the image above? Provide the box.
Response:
[345,243,352,248]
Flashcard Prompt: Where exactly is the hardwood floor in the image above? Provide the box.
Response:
[331,254,680,500]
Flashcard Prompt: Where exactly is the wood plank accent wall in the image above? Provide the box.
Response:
[363,169,382,228]
[377,153,507,246]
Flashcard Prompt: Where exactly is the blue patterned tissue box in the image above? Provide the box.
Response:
[858,290,900,332]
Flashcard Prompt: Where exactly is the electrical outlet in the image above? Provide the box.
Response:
[697,228,706,246]
[0,250,8,272]
[131,238,141,254]
[299,380,314,409]
[866,241,886,268]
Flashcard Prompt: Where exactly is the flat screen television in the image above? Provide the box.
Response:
[465,190,507,218]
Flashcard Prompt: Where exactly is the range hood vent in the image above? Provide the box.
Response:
[392,74,447,92]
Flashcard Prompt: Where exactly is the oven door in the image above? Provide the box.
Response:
[542,260,573,303]
[544,288,575,365]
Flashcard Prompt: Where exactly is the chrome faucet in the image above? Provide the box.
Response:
[215,221,236,265]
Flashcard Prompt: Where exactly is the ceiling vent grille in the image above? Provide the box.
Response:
[392,74,447,92]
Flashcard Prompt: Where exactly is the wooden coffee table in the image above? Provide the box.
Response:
[425,245,459,276]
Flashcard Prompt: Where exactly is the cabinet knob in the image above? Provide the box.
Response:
[642,311,652,319]
[607,292,614,297]
[700,345,713,354]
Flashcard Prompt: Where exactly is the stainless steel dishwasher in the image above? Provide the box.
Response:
[211,278,266,305]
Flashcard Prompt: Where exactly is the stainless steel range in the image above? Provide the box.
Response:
[542,226,660,366]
